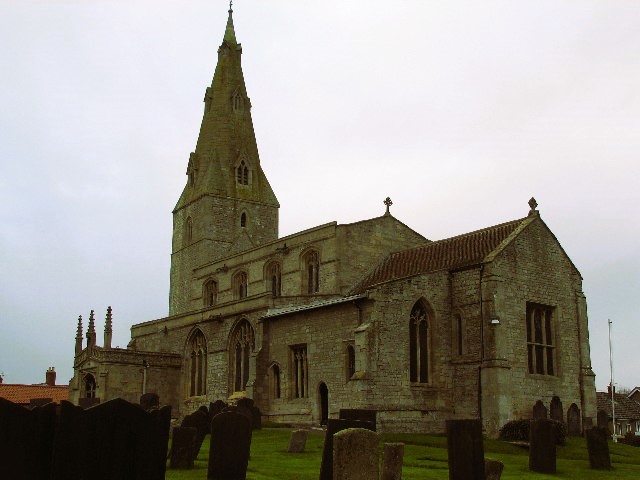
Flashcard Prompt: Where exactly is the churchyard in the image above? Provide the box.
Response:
[166,427,640,480]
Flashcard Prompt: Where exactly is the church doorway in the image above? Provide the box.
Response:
[318,382,328,425]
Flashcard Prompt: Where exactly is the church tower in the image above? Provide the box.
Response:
[169,7,279,316]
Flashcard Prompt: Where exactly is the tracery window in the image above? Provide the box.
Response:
[236,160,249,185]
[185,216,193,245]
[409,301,430,383]
[346,344,356,381]
[290,345,308,398]
[83,374,96,398]
[526,302,555,375]
[269,363,281,399]
[267,261,281,297]
[233,271,248,300]
[188,330,207,396]
[302,250,320,294]
[230,319,255,392]
[203,279,217,307]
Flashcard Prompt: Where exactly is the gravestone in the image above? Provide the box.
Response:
[529,419,556,474]
[532,400,548,420]
[339,409,377,431]
[51,401,84,480]
[332,428,379,480]
[319,418,375,480]
[170,427,198,469]
[30,397,53,407]
[484,458,504,480]
[182,409,210,460]
[140,392,159,411]
[550,396,563,423]
[381,442,404,480]
[446,419,485,480]
[567,403,581,436]
[209,400,228,426]
[208,409,253,480]
[78,397,100,409]
[250,406,262,429]
[596,409,609,429]
[287,429,309,453]
[586,427,611,470]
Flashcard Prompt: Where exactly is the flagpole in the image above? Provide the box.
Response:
[609,319,617,442]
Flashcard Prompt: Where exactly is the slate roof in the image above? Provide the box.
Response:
[350,216,531,294]
[0,384,69,406]
[596,391,640,420]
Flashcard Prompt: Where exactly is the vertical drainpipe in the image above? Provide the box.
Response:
[478,264,485,424]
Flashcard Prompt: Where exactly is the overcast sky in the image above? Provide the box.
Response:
[1,1,638,393]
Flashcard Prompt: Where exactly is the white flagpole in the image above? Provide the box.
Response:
[609,319,617,442]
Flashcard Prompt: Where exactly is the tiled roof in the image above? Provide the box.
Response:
[596,391,640,420]
[350,217,529,294]
[0,384,69,406]
[263,294,366,319]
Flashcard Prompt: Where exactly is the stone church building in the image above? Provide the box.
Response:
[70,8,596,436]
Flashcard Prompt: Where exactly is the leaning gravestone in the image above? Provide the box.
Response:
[484,458,504,480]
[78,397,100,409]
[567,403,581,436]
[339,409,377,431]
[597,409,608,429]
[532,400,548,420]
[586,427,611,470]
[182,409,210,460]
[446,419,485,480]
[529,419,556,474]
[333,428,379,480]
[208,409,253,480]
[287,429,309,453]
[51,401,84,480]
[381,442,404,480]
[140,392,160,411]
[550,396,563,423]
[170,427,198,469]
[319,418,375,480]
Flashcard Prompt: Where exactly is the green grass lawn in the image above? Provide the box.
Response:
[165,428,640,479]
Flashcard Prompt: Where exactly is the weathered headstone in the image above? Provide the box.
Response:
[209,400,228,426]
[170,427,198,469]
[529,419,556,474]
[182,409,210,460]
[381,442,404,480]
[319,418,375,480]
[51,401,84,480]
[208,409,252,480]
[484,458,504,480]
[596,409,609,429]
[446,419,485,480]
[140,392,160,411]
[250,405,262,429]
[287,429,309,453]
[339,409,377,431]
[532,400,548,420]
[78,397,100,409]
[586,427,611,470]
[30,397,53,407]
[550,396,563,423]
[333,428,379,480]
[567,403,581,436]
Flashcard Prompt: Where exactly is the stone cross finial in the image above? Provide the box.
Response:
[229,0,233,11]
[528,197,538,216]
[384,197,393,215]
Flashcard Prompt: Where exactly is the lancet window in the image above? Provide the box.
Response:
[203,279,217,307]
[302,250,320,294]
[230,319,255,393]
[233,271,248,300]
[83,374,96,398]
[290,345,308,398]
[269,363,281,399]
[346,344,356,381]
[409,301,431,383]
[267,261,281,297]
[188,330,207,396]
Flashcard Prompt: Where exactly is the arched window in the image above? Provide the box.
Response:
[229,319,255,393]
[266,261,281,297]
[83,374,96,399]
[269,363,281,399]
[454,313,465,356]
[188,330,207,396]
[346,344,356,381]
[233,271,248,299]
[409,301,431,383]
[236,160,249,185]
[302,250,320,294]
[185,216,193,245]
[240,212,247,227]
[203,279,217,307]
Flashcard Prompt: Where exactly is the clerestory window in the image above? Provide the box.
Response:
[230,319,255,393]
[302,250,320,294]
[203,279,217,307]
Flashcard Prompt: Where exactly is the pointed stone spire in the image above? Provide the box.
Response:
[75,315,83,356]
[104,306,113,349]
[86,309,96,348]
[223,1,237,46]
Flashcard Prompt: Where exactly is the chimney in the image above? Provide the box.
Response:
[0,373,3,384]
[46,367,56,386]
[608,383,616,395]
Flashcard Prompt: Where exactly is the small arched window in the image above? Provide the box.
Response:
[241,212,247,228]
[188,330,207,396]
[302,250,320,294]
[270,363,281,399]
[236,160,249,185]
[409,301,431,383]
[233,271,248,299]
[185,216,193,245]
[346,344,356,381]
[83,374,97,399]
[203,279,217,307]
[267,261,281,297]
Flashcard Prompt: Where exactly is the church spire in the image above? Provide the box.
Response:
[224,2,237,46]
